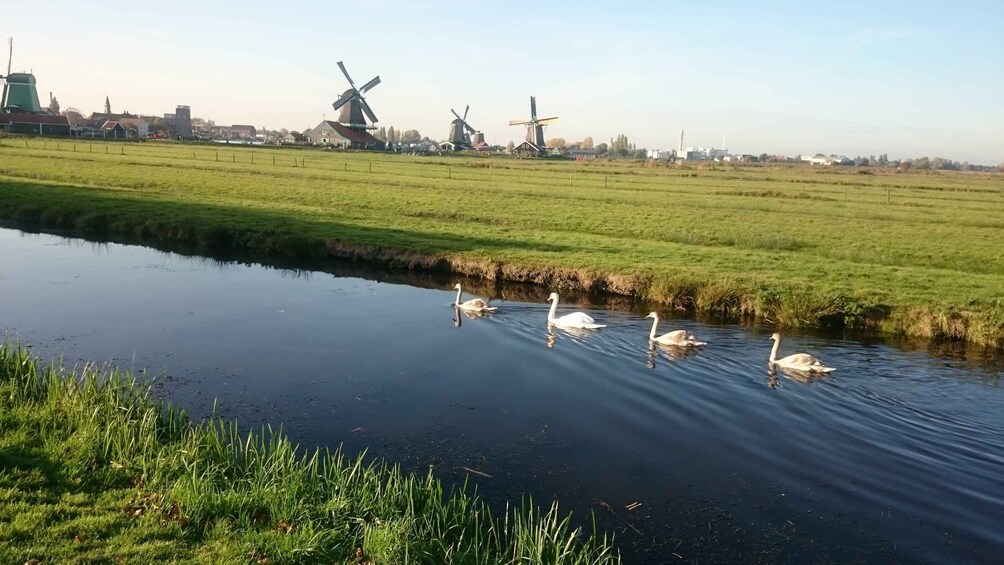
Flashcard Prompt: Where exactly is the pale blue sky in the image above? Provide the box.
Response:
[5,1,1003,163]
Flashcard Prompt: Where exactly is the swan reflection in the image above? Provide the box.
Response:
[545,325,596,348]
[768,364,827,387]
[453,306,491,328]
[647,342,702,368]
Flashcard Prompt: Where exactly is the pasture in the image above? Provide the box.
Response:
[0,138,1001,345]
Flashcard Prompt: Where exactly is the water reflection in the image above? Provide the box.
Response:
[452,306,491,328]
[768,364,829,387]
[646,342,702,369]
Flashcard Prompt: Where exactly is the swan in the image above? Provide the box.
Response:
[645,312,706,346]
[453,283,496,313]
[546,292,606,329]
[769,333,835,373]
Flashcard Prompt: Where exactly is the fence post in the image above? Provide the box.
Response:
[216,151,219,162]
[369,162,372,173]
[121,146,124,155]
[193,151,196,160]
[251,154,254,164]
[448,167,451,179]
[273,155,275,165]
[604,176,608,188]
[233,154,236,162]
[569,173,572,186]
[887,187,891,204]
[106,145,109,154]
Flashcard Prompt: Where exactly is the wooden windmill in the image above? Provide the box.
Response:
[446,104,483,150]
[331,61,381,132]
[509,96,557,156]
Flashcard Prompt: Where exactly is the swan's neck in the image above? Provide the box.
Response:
[769,338,780,363]
[547,298,558,322]
[454,286,462,306]
[649,316,659,340]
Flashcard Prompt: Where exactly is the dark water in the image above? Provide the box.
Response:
[1,227,1002,564]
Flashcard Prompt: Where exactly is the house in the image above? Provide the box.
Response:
[230,125,257,139]
[117,117,148,138]
[305,120,385,149]
[0,112,71,136]
[282,131,304,144]
[567,149,599,160]
[100,120,128,138]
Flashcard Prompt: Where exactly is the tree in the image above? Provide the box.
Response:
[374,126,387,142]
[633,148,648,159]
[387,126,396,144]
[401,129,421,143]
[581,136,594,150]
[594,142,608,155]
[48,96,60,115]
[62,107,83,126]
[506,140,515,153]
[610,134,631,157]
[545,137,566,149]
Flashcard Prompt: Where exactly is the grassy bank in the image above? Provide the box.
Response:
[0,343,618,563]
[0,138,1002,346]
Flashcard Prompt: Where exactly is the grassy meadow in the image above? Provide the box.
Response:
[0,138,1002,346]
[0,343,618,564]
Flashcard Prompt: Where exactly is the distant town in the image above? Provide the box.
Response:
[1,46,998,171]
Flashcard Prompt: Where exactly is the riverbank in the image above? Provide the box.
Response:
[1,139,1002,347]
[0,343,618,563]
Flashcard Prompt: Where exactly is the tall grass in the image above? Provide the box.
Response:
[0,343,619,564]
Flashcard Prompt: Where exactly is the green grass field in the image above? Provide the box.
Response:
[1,138,1002,346]
[0,343,618,564]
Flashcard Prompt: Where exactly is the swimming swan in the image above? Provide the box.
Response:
[453,283,497,313]
[769,333,835,373]
[645,312,706,346]
[546,292,606,329]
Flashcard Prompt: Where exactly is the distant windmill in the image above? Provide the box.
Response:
[1,36,43,114]
[331,61,381,132]
[509,96,557,155]
[446,105,483,150]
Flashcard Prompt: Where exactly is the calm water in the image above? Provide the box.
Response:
[1,227,1002,563]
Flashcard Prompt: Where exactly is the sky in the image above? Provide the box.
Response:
[4,0,1003,164]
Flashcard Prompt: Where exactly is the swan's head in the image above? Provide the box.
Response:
[645,311,658,319]
[453,283,462,290]
[547,292,559,302]
[770,332,781,341]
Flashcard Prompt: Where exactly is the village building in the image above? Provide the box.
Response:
[306,120,385,149]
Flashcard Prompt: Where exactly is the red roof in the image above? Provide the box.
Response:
[0,112,70,125]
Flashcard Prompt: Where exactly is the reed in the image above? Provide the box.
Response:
[0,343,619,564]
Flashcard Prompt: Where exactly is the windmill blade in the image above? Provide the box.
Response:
[530,96,537,119]
[332,91,355,111]
[6,37,12,76]
[360,75,381,93]
[537,117,559,125]
[359,97,378,124]
[509,119,532,126]
[461,121,476,134]
[336,61,357,89]
[451,108,464,121]
[462,105,469,121]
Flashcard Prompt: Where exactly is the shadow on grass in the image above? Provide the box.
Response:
[0,178,576,259]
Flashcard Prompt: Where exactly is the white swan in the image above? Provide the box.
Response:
[453,283,496,313]
[546,292,606,329]
[645,312,706,346]
[769,332,835,373]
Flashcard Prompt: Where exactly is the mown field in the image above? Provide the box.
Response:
[0,138,1002,345]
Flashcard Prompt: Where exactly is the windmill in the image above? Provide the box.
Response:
[331,60,380,132]
[509,96,557,156]
[446,105,484,151]
[1,37,43,114]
